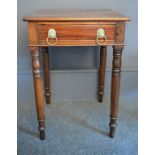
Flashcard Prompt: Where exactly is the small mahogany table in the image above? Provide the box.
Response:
[23,9,130,140]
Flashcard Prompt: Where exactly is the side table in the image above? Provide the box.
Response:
[23,9,130,140]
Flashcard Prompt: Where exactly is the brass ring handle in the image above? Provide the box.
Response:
[47,36,57,46]
[47,29,57,46]
[96,28,107,45]
[96,36,107,45]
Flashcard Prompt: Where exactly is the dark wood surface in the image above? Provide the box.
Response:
[23,9,130,140]
[98,46,107,102]
[110,46,123,138]
[42,47,51,104]
[23,9,130,22]
[27,21,126,47]
[30,47,45,140]
[37,23,115,46]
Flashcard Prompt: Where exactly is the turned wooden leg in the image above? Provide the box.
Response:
[42,47,51,104]
[98,46,107,102]
[30,48,45,140]
[109,46,123,138]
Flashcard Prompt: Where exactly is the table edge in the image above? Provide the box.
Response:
[23,17,131,22]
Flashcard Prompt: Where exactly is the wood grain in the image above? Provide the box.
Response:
[37,23,115,46]
[115,22,125,44]
[28,22,38,45]
[42,47,51,104]
[109,46,123,138]
[98,46,107,102]
[30,47,45,140]
[23,9,130,22]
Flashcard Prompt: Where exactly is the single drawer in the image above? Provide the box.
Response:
[37,23,116,46]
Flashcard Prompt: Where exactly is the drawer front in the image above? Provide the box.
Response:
[37,23,116,46]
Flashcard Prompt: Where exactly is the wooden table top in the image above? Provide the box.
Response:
[23,9,130,22]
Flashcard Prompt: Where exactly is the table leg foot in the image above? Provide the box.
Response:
[45,92,51,104]
[39,130,45,140]
[109,128,115,138]
[39,120,45,140]
[98,94,103,102]
[109,117,117,138]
